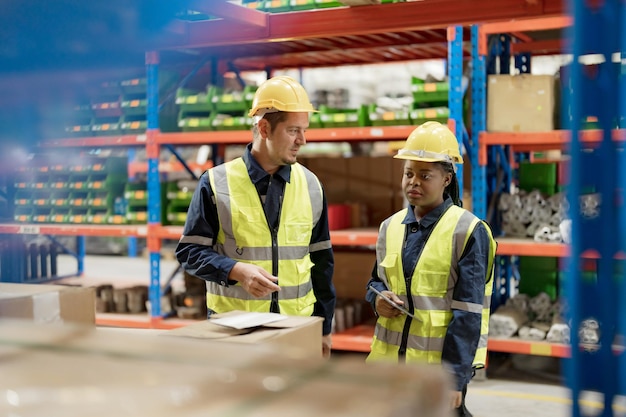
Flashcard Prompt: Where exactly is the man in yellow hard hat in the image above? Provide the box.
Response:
[365,122,497,416]
[176,75,336,358]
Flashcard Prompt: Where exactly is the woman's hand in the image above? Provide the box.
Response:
[375,290,404,318]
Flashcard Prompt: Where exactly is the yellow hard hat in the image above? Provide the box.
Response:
[394,121,463,164]
[248,75,317,117]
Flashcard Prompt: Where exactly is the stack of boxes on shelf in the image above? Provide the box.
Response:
[13,155,128,225]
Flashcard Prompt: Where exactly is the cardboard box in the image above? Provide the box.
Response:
[0,320,452,417]
[0,283,95,325]
[487,74,557,132]
[166,311,323,359]
[333,250,376,300]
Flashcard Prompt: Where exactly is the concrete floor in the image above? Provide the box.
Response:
[54,254,626,417]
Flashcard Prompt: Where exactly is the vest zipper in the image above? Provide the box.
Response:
[267,175,282,314]
[270,226,280,314]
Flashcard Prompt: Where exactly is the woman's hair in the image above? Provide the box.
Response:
[436,162,462,207]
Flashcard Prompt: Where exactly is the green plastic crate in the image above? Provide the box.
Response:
[315,0,342,7]
[91,118,122,136]
[411,78,449,105]
[211,115,252,131]
[518,270,558,301]
[258,0,291,12]
[176,87,214,114]
[178,115,214,132]
[410,106,449,125]
[369,104,411,127]
[211,85,253,114]
[121,98,147,116]
[519,162,557,195]
[290,0,317,11]
[519,256,559,272]
[319,105,369,127]
[68,207,90,224]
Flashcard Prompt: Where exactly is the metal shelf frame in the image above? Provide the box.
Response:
[473,5,626,414]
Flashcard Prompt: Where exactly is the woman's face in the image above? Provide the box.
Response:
[402,160,451,217]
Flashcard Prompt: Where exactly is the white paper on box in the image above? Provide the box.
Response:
[211,312,288,329]
[33,292,61,324]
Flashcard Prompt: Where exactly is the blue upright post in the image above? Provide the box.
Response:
[448,25,464,195]
[126,148,137,258]
[619,0,626,398]
[565,1,622,416]
[470,25,487,221]
[146,51,162,319]
[76,236,85,276]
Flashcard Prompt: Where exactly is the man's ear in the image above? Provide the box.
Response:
[257,118,270,139]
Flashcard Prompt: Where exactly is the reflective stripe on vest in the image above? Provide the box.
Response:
[205,159,323,316]
[367,205,496,368]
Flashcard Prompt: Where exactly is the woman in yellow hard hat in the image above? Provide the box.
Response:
[365,121,497,416]
[176,75,336,358]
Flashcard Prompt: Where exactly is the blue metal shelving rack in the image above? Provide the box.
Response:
[565,0,625,415]
[146,50,162,319]
[447,25,465,193]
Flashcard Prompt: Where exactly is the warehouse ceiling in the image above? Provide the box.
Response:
[0,0,565,144]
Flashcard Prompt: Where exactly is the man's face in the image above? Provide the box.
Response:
[264,112,309,166]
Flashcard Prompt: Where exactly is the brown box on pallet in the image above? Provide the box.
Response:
[166,310,323,359]
[487,74,557,132]
[0,283,95,325]
[0,320,452,417]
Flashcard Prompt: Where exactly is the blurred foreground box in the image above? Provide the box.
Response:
[0,319,452,417]
[0,283,95,325]
[167,310,323,359]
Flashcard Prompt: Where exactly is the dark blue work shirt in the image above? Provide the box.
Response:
[176,144,336,335]
[366,197,493,391]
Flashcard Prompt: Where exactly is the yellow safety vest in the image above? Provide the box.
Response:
[206,158,323,316]
[367,205,496,368]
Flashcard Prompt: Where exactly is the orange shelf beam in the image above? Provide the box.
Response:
[154,225,185,240]
[488,338,570,357]
[478,130,626,166]
[496,238,567,257]
[478,15,572,56]
[330,228,378,247]
[0,223,147,237]
[157,126,417,146]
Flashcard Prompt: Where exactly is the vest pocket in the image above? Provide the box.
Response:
[426,310,451,363]
[415,270,448,295]
[295,257,316,313]
[284,222,310,244]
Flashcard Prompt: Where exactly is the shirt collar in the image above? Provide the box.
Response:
[402,196,454,227]
[243,143,292,185]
